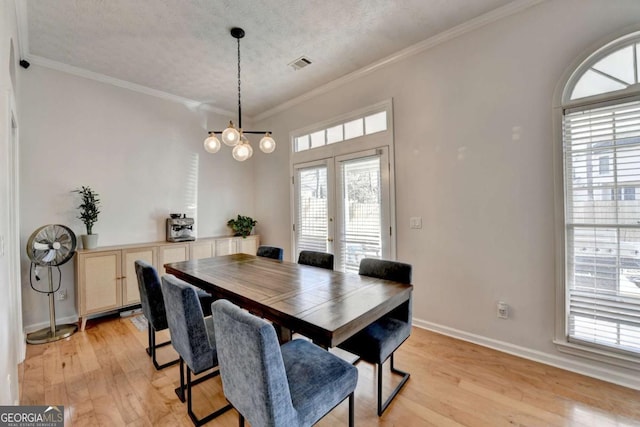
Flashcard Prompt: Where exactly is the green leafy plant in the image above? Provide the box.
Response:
[74,186,101,235]
[227,215,257,238]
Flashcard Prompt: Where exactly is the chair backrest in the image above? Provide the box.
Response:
[358,258,412,284]
[257,245,284,261]
[135,260,168,331]
[297,250,334,270]
[161,274,216,373]
[212,299,296,427]
[359,258,413,323]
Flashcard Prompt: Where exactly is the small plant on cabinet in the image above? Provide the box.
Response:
[227,215,257,238]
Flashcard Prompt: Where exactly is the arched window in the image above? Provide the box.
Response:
[560,31,640,360]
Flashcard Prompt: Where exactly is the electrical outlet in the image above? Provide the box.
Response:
[409,217,422,229]
[57,289,67,301]
[497,301,509,319]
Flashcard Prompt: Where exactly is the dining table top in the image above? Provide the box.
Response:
[164,253,413,348]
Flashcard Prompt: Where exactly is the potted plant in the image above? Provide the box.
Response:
[227,215,257,238]
[74,186,101,249]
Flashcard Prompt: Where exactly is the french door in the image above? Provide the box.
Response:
[294,147,391,272]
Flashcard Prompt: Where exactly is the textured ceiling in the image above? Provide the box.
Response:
[24,0,516,116]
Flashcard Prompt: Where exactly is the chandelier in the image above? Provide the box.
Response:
[203,27,276,161]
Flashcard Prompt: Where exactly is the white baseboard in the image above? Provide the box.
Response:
[17,330,26,362]
[413,318,640,391]
[23,315,78,334]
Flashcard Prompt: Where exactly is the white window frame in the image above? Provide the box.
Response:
[553,28,640,370]
[289,100,396,263]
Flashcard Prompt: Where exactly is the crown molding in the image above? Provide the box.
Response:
[27,55,241,115]
[15,0,544,121]
[254,0,546,122]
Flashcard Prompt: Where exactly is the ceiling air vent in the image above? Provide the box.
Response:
[289,56,312,71]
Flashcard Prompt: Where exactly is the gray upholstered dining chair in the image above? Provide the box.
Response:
[212,299,358,427]
[134,260,214,370]
[297,250,334,270]
[256,245,284,260]
[160,274,231,426]
[338,258,412,416]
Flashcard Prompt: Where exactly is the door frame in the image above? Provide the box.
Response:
[334,147,391,271]
[292,158,335,257]
[289,100,396,263]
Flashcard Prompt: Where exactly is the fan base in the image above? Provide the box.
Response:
[26,323,77,345]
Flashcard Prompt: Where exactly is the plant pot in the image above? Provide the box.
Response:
[81,234,99,249]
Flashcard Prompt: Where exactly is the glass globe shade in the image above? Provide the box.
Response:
[259,134,276,153]
[232,142,252,161]
[222,123,240,146]
[203,134,221,153]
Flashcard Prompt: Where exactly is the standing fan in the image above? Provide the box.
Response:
[26,224,78,344]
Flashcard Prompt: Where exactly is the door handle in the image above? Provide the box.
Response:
[327,238,334,242]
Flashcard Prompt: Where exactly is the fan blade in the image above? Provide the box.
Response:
[42,249,56,263]
[33,241,50,251]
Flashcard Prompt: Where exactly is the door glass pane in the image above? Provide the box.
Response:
[344,119,364,140]
[365,111,387,134]
[296,166,328,255]
[338,156,382,272]
[326,125,343,144]
[296,135,310,152]
[310,130,325,148]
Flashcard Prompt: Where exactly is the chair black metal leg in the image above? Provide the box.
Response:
[348,392,354,427]
[175,357,186,402]
[145,325,178,370]
[146,325,153,357]
[377,353,410,416]
[174,358,222,402]
[183,366,232,426]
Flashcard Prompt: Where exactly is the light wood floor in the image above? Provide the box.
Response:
[19,313,640,426]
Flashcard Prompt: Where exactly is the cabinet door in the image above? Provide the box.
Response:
[215,238,237,256]
[80,251,121,315]
[238,236,259,255]
[190,241,214,260]
[122,247,157,305]
[159,244,189,275]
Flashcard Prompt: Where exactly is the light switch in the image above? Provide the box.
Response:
[409,217,422,229]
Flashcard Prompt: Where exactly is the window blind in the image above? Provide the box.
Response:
[296,166,329,254]
[563,99,640,354]
[338,156,382,273]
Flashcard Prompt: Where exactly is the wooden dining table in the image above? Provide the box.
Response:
[164,253,413,348]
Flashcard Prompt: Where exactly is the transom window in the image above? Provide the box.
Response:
[569,35,640,101]
[294,111,387,152]
[561,31,640,360]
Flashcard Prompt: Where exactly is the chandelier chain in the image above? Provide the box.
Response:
[237,36,242,129]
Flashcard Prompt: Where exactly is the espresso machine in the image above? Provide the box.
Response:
[166,214,196,242]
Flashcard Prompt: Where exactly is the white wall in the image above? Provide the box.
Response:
[254,0,640,387]
[0,0,24,405]
[19,66,256,329]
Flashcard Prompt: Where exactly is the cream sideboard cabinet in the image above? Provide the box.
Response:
[214,235,260,257]
[75,235,259,330]
[158,242,189,275]
[75,244,157,331]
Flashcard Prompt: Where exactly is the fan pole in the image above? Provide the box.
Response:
[48,266,56,336]
[26,266,78,345]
